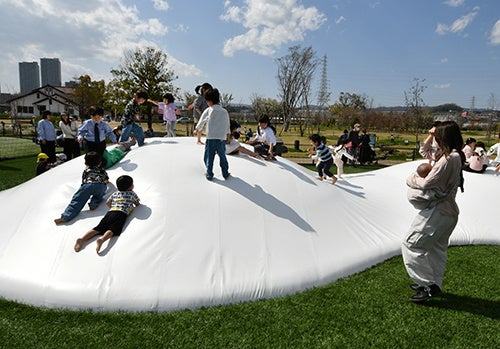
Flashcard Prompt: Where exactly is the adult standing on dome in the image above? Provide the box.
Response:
[191,83,212,144]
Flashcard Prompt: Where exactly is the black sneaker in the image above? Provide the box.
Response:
[410,284,442,303]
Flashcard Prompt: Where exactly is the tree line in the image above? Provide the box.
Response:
[71,45,495,136]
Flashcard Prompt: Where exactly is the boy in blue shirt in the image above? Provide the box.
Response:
[37,110,57,163]
[77,106,117,155]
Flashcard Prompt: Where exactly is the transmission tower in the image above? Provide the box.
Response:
[469,96,475,115]
[317,54,331,108]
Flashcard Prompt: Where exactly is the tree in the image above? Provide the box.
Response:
[404,78,427,159]
[73,75,106,119]
[182,90,197,108]
[108,46,179,131]
[220,93,234,111]
[276,45,318,134]
[329,92,368,128]
[250,95,282,122]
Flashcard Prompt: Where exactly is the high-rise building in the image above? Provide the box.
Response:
[40,58,61,87]
[19,61,40,93]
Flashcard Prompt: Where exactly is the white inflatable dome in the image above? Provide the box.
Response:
[0,137,498,312]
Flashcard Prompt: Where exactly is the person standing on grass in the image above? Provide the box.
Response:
[120,89,148,146]
[195,88,230,181]
[74,175,140,254]
[37,110,57,163]
[59,112,80,160]
[403,121,465,303]
[347,123,360,167]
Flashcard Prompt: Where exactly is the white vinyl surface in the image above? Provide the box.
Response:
[0,137,498,312]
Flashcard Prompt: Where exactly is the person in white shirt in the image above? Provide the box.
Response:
[195,88,231,181]
[246,114,277,160]
[329,139,354,178]
[59,113,80,160]
[486,134,500,167]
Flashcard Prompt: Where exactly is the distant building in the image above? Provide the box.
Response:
[6,85,79,119]
[19,61,40,93]
[64,80,78,88]
[0,92,13,113]
[40,58,62,87]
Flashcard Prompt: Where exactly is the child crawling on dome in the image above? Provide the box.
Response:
[74,175,140,254]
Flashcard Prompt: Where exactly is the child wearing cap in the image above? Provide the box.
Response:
[35,153,51,176]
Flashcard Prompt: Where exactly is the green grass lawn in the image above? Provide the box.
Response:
[0,246,498,348]
[0,155,37,191]
[0,136,39,159]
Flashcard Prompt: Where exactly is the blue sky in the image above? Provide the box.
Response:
[0,0,499,108]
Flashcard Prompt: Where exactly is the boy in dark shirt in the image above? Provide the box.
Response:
[119,89,148,146]
[54,152,109,224]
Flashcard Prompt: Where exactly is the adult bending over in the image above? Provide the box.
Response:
[402,121,465,303]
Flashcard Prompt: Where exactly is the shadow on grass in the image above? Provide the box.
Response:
[424,293,500,320]
[0,164,23,171]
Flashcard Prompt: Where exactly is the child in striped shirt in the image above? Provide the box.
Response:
[309,134,337,185]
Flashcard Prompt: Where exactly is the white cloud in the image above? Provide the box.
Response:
[0,2,171,74]
[174,24,189,33]
[490,19,500,45]
[444,0,464,7]
[440,58,448,63]
[152,0,169,11]
[435,8,478,35]
[146,18,169,36]
[433,83,451,89]
[221,0,326,57]
[335,16,346,25]
[168,57,202,77]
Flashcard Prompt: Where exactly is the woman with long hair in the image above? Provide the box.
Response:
[403,121,465,302]
[59,112,80,160]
